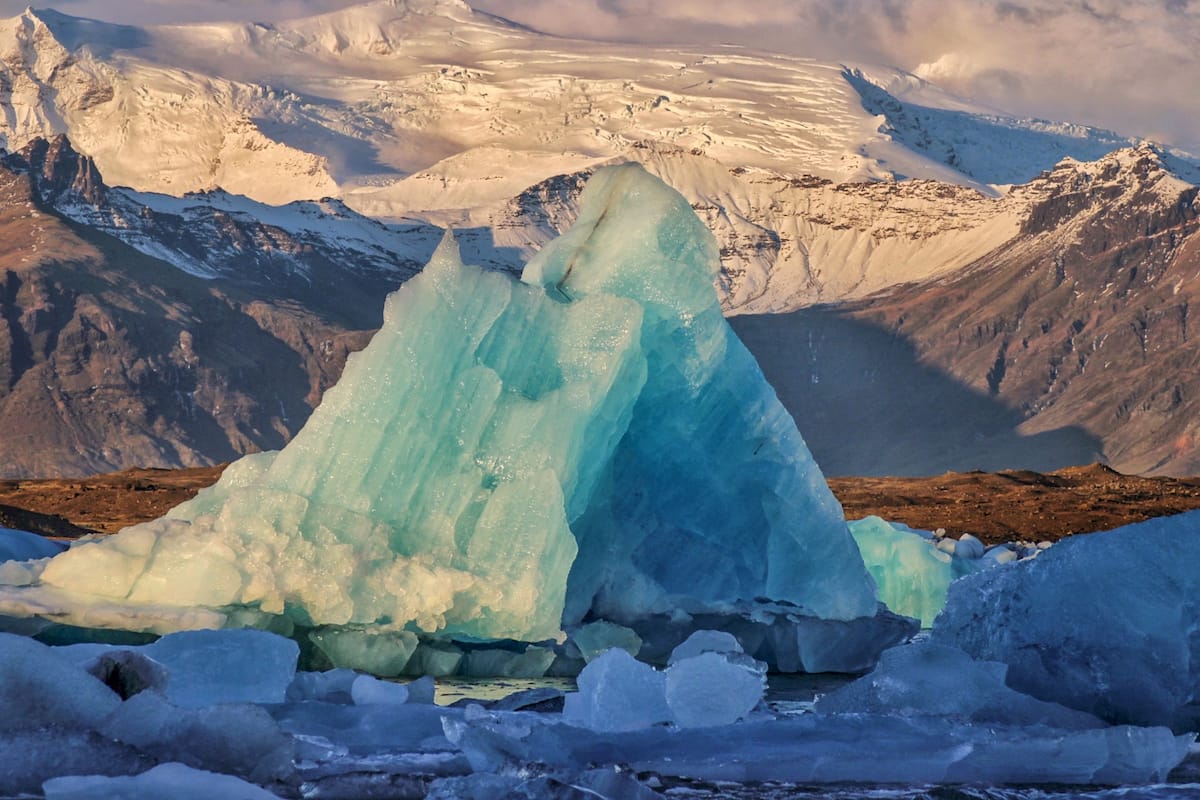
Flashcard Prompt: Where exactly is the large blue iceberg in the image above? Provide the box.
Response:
[933,510,1200,733]
[0,165,877,651]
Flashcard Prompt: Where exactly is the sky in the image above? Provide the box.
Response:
[2,0,1198,152]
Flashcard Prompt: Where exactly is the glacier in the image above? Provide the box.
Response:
[0,164,877,663]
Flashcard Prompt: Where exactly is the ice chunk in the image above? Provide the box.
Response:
[570,620,642,662]
[43,762,280,800]
[286,668,359,703]
[402,641,464,677]
[0,633,120,731]
[460,645,555,678]
[100,691,294,783]
[0,527,65,563]
[563,648,671,732]
[349,674,434,706]
[953,533,985,559]
[817,641,1106,730]
[142,628,299,707]
[455,703,1193,786]
[307,628,417,676]
[0,165,875,653]
[0,730,147,796]
[849,516,987,626]
[933,511,1200,732]
[665,651,765,728]
[667,629,742,665]
[630,599,916,673]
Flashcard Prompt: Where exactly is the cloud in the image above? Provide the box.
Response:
[1,0,1197,151]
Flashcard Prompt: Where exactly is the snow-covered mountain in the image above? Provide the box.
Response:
[0,2,1148,215]
[0,1,1197,478]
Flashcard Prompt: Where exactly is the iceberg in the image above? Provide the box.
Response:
[0,164,876,664]
[933,510,1200,732]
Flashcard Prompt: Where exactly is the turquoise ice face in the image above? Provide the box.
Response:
[7,164,876,643]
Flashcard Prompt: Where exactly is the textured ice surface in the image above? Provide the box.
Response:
[42,762,280,800]
[0,527,65,562]
[934,511,1200,732]
[0,164,874,653]
[0,729,148,797]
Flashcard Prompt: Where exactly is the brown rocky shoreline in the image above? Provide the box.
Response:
[2,462,1200,545]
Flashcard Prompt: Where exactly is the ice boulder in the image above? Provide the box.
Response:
[0,164,875,663]
[460,645,556,678]
[563,648,671,732]
[933,511,1200,732]
[665,651,766,728]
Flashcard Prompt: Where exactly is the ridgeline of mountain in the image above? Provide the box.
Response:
[733,145,1200,476]
[0,136,413,477]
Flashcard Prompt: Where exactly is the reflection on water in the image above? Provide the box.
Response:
[434,676,576,705]
[431,671,857,708]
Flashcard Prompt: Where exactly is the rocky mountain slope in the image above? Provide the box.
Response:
[0,2,1195,478]
[0,138,410,477]
[734,146,1200,476]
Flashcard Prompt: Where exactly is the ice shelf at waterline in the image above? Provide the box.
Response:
[0,164,877,646]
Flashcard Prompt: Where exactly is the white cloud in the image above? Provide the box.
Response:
[1,0,1197,151]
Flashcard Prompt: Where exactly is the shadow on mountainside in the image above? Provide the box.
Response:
[731,306,1104,477]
